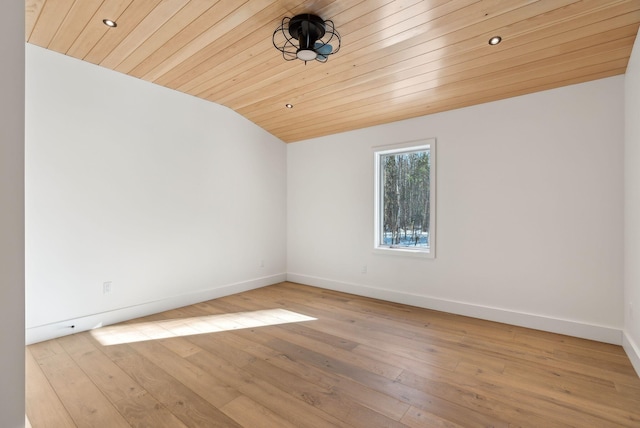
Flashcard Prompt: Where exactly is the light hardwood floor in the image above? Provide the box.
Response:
[26,282,640,427]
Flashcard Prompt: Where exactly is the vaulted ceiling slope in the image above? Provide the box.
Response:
[26,0,640,143]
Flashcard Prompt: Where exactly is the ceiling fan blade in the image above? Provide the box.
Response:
[314,42,333,55]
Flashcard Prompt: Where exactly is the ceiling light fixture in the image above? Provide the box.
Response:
[273,14,341,63]
[103,19,117,28]
[488,36,502,45]
[285,103,293,109]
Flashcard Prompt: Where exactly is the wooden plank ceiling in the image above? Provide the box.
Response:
[26,0,640,143]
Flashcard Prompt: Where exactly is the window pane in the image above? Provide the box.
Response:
[380,149,430,249]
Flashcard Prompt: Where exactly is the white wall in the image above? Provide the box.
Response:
[0,2,25,426]
[288,76,625,344]
[624,30,640,375]
[25,45,287,343]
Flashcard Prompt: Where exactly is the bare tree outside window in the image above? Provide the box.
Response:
[375,140,435,256]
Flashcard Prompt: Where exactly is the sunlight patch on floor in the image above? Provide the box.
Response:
[90,308,316,346]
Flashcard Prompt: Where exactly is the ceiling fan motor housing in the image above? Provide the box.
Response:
[288,14,326,55]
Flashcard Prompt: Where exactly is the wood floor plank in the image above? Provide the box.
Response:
[130,293,353,427]
[26,282,640,428]
[94,338,243,428]
[127,338,241,410]
[35,348,131,427]
[271,322,405,380]
[615,379,640,396]
[263,335,512,427]
[216,290,466,373]
[205,297,406,380]
[502,359,637,411]
[56,333,191,427]
[29,337,68,361]
[157,335,204,358]
[57,333,147,403]
[220,395,299,428]
[512,329,629,357]
[189,322,411,422]
[454,361,636,427]
[25,348,76,428]
[111,392,190,428]
[250,293,510,375]
[186,331,368,422]
[398,367,575,428]
[249,356,410,423]
[460,334,640,387]
[400,405,466,428]
[184,344,351,428]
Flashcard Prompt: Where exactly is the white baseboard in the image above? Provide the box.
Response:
[26,273,286,345]
[28,272,625,348]
[286,273,623,345]
[623,331,640,377]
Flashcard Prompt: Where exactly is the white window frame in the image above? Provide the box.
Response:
[373,139,436,258]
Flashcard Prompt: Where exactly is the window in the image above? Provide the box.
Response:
[374,139,436,257]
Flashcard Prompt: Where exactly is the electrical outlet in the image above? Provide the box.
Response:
[361,264,367,274]
[260,259,265,268]
[103,281,112,294]
[630,301,634,320]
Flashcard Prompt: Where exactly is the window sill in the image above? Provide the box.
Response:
[373,247,435,259]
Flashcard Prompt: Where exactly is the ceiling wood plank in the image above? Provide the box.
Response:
[274,63,627,142]
[26,0,640,142]
[170,0,352,94]
[25,0,47,40]
[271,54,631,142]
[125,0,241,79]
[267,46,632,139]
[64,0,135,59]
[151,0,353,88]
[83,0,163,65]
[245,19,639,129]
[48,0,105,53]
[28,0,75,48]
[178,0,420,97]
[266,40,633,133]
[112,1,215,74]
[141,0,265,83]
[204,0,582,113]
[99,0,191,70]
[229,0,639,115]
[159,0,318,91]
[196,0,486,104]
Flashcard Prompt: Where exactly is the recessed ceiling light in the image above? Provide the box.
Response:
[285,103,293,109]
[103,19,117,28]
[488,36,502,46]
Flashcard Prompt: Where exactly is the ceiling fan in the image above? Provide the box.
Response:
[272,14,341,63]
